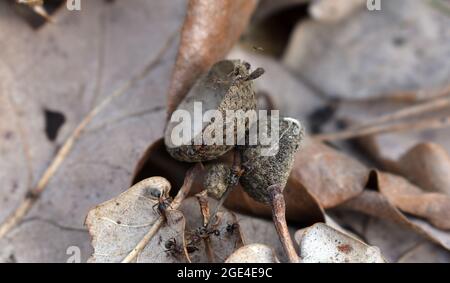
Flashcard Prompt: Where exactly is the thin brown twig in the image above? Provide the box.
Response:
[357,97,450,130]
[205,149,242,228]
[121,165,199,263]
[0,32,177,240]
[314,115,450,142]
[268,185,299,263]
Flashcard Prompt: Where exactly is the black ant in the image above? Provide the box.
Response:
[186,243,199,254]
[164,238,183,257]
[149,187,172,220]
[225,222,239,236]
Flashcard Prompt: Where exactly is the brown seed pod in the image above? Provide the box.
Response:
[164,60,262,162]
[239,117,305,204]
[203,163,231,200]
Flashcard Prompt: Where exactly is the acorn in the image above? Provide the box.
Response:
[239,117,305,204]
[164,60,263,162]
[203,163,231,200]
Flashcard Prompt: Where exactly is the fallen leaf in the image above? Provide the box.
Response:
[376,171,450,230]
[225,243,279,263]
[85,177,189,263]
[283,0,450,100]
[341,190,450,251]
[166,0,258,116]
[291,139,369,208]
[397,143,450,195]
[0,0,186,261]
[396,242,450,263]
[295,223,385,263]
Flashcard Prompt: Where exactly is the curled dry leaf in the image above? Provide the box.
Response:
[225,244,279,263]
[85,177,189,263]
[178,197,244,263]
[167,0,258,116]
[0,0,185,262]
[397,143,450,196]
[375,171,450,230]
[341,190,450,250]
[295,223,385,263]
[290,139,369,208]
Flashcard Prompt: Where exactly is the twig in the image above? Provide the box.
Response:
[268,185,299,263]
[121,165,198,263]
[205,150,242,228]
[0,32,177,240]
[314,115,450,142]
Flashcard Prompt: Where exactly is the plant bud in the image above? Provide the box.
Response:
[165,60,261,162]
[239,117,304,204]
[203,163,231,200]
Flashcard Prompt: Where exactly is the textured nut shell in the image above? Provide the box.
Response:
[240,117,305,204]
[165,60,257,162]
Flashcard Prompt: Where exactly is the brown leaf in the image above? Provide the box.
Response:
[397,143,450,195]
[341,190,450,250]
[291,140,369,208]
[166,0,258,116]
[376,171,450,230]
[0,0,185,262]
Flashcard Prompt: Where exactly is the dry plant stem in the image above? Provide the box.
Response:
[206,150,241,228]
[268,185,299,263]
[122,166,198,263]
[314,115,450,142]
[0,33,177,240]
[354,97,450,131]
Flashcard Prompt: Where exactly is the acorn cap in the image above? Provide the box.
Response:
[239,117,305,204]
[165,60,258,162]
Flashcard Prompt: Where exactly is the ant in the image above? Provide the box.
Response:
[149,187,172,221]
[225,222,239,236]
[226,223,239,234]
[164,238,183,257]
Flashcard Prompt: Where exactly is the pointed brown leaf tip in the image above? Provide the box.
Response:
[166,0,258,118]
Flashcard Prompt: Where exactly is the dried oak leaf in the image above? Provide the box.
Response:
[397,143,450,196]
[295,223,385,263]
[225,244,279,263]
[341,190,450,250]
[167,0,258,116]
[0,0,185,262]
[290,139,369,208]
[85,177,189,263]
[375,171,450,230]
